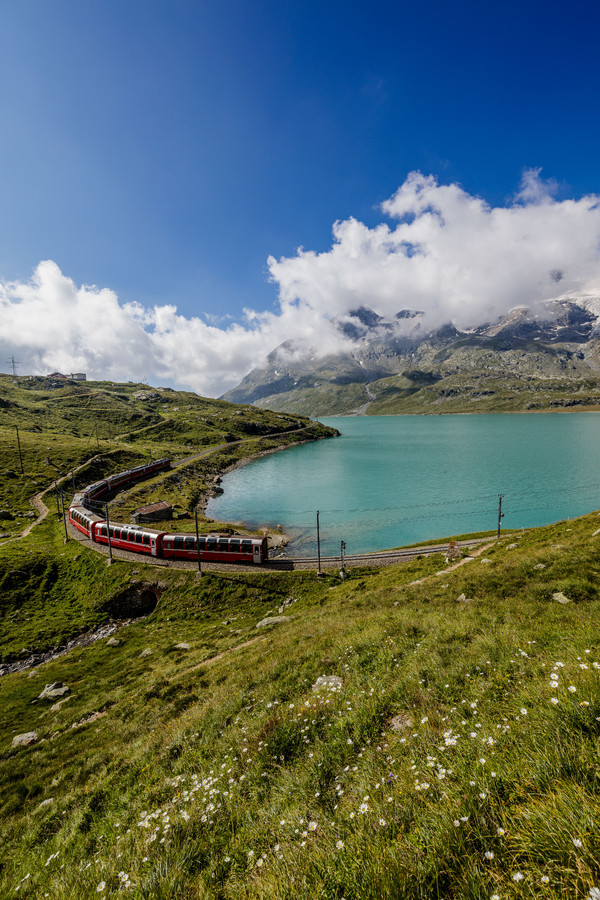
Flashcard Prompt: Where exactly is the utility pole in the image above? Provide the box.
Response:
[340,540,347,579]
[7,355,19,377]
[497,494,504,540]
[195,509,203,577]
[14,426,24,475]
[105,504,113,564]
[316,510,322,576]
[59,492,68,542]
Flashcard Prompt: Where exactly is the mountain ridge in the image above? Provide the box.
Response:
[223,294,600,415]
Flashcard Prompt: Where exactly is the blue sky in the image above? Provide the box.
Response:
[2,0,600,393]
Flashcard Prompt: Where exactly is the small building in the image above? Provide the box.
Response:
[71,373,86,381]
[132,500,173,524]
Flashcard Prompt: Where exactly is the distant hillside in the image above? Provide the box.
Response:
[223,295,600,415]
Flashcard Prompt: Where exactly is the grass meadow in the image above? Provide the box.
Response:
[1,511,600,898]
[1,375,599,898]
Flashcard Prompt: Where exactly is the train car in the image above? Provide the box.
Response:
[103,458,171,494]
[161,533,268,565]
[93,523,164,557]
[85,479,110,502]
[68,504,103,539]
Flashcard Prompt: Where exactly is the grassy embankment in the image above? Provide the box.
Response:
[1,375,600,898]
[1,513,599,895]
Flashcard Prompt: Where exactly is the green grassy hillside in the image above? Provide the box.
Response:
[1,375,599,898]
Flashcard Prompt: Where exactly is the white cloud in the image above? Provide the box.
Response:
[2,171,600,396]
[269,168,600,331]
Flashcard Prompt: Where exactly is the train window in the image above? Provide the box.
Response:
[135,533,142,544]
[184,537,195,550]
[206,539,217,551]
[229,540,240,553]
[218,540,229,552]
[174,537,184,549]
[143,535,150,546]
[241,540,252,551]
[197,539,206,550]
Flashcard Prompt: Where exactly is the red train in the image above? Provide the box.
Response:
[67,458,269,565]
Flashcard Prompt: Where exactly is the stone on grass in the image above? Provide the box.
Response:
[534,563,546,570]
[456,593,474,603]
[507,543,519,550]
[552,591,572,604]
[50,697,72,712]
[106,637,120,647]
[592,528,600,537]
[480,558,492,564]
[38,682,70,701]
[35,798,55,812]
[139,648,153,658]
[174,642,191,651]
[312,675,343,693]
[256,616,291,628]
[390,714,413,731]
[12,731,38,747]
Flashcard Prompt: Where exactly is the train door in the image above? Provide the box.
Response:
[150,537,157,557]
[253,544,261,564]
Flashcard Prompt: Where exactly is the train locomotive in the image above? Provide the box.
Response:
[68,458,269,564]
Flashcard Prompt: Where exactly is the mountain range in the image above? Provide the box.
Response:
[222,294,600,415]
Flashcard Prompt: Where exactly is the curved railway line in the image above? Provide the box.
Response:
[65,521,492,572]
[4,428,497,571]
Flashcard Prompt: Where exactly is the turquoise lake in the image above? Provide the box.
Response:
[206,414,600,557]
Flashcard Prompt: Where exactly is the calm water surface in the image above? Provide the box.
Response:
[206,414,600,556]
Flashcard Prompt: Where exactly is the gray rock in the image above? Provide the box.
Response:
[139,648,153,658]
[507,543,519,550]
[552,591,571,604]
[592,528,600,537]
[50,697,72,712]
[133,390,160,401]
[312,675,343,693]
[480,558,492,564]
[456,593,474,603]
[38,682,70,701]
[534,563,546,570]
[35,798,55,812]
[12,731,38,747]
[174,642,191,650]
[256,616,291,628]
[390,714,413,731]
[106,637,121,647]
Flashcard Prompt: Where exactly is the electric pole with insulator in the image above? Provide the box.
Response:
[497,494,504,539]
[340,540,347,579]
[14,426,24,475]
[195,508,203,577]
[105,504,113,564]
[316,510,322,576]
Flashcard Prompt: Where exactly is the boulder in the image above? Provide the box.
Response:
[174,642,191,651]
[106,637,121,647]
[50,697,72,712]
[552,591,571,604]
[534,563,546,570]
[38,682,70,701]
[12,731,38,747]
[256,616,291,628]
[390,714,413,732]
[139,648,153,658]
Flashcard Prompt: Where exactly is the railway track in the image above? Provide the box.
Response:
[66,523,492,572]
